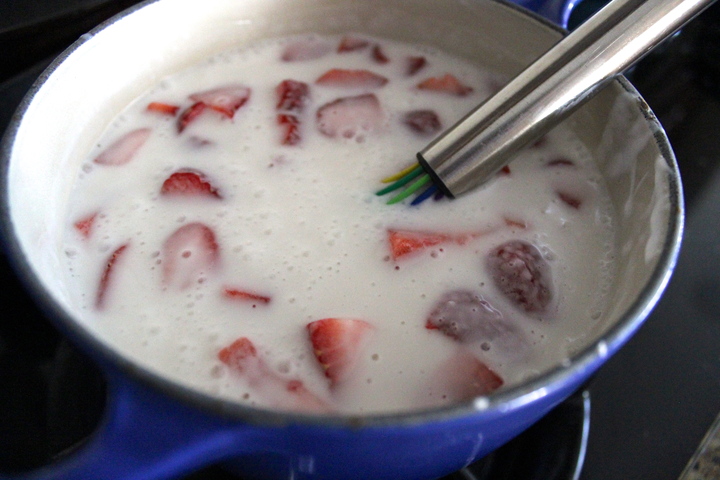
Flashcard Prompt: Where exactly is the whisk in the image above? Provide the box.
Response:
[377,0,714,205]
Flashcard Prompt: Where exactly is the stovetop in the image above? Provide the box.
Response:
[1,1,719,479]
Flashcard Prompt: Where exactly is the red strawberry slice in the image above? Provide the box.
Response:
[281,39,332,62]
[160,169,221,198]
[388,229,450,260]
[218,337,331,412]
[74,212,98,239]
[557,190,582,209]
[177,102,207,133]
[96,243,129,310]
[277,114,301,146]
[371,45,389,64]
[307,318,374,386]
[431,351,504,401]
[338,36,370,52]
[223,287,272,306]
[417,74,473,96]
[425,290,514,343]
[162,223,219,289]
[146,102,180,116]
[94,128,151,166]
[403,110,441,136]
[406,56,427,76]
[316,94,385,139]
[499,165,512,176]
[189,85,251,118]
[487,240,552,313]
[276,79,310,113]
[316,69,388,88]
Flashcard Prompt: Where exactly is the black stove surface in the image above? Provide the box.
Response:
[1,1,719,479]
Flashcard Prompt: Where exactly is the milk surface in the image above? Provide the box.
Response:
[62,34,617,414]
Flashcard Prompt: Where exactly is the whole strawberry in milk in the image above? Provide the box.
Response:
[62,34,618,414]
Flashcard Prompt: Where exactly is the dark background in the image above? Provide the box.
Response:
[1,1,719,479]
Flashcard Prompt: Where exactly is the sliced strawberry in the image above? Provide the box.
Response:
[74,212,98,240]
[388,229,450,260]
[498,165,511,176]
[276,79,310,113]
[307,318,374,386]
[281,39,332,62]
[316,94,385,139]
[277,114,301,146]
[417,74,473,96]
[177,102,207,133]
[487,240,552,313]
[338,36,370,52]
[96,243,129,310]
[94,128,151,166]
[406,56,427,76]
[503,217,527,230]
[162,223,219,289]
[146,102,180,116]
[431,351,504,401]
[371,45,389,64]
[160,169,221,198]
[218,337,331,413]
[557,191,582,209]
[223,287,271,306]
[403,110,441,136]
[316,69,388,89]
[189,85,251,118]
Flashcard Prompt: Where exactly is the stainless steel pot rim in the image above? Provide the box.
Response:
[0,0,684,428]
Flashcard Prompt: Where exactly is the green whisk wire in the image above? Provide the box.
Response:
[386,174,430,204]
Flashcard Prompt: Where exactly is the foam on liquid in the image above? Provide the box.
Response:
[62,34,618,414]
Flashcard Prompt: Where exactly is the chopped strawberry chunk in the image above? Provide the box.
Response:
[307,318,374,386]
[338,36,370,52]
[96,243,129,310]
[177,102,207,133]
[388,229,450,260]
[219,337,331,413]
[316,94,385,139]
[189,85,251,118]
[74,212,98,239]
[146,102,180,116]
[281,39,332,62]
[223,287,271,306]
[277,114,301,145]
[557,191,582,209]
[162,223,219,289]
[406,56,427,76]
[403,110,441,136]
[94,128,151,166]
[316,69,388,89]
[499,165,512,176]
[426,290,516,343]
[487,240,552,313]
[276,79,310,113]
[432,351,504,401]
[417,74,473,96]
[503,217,527,229]
[371,45,389,64]
[160,169,221,198]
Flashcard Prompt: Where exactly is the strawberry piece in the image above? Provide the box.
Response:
[371,45,389,64]
[425,290,516,343]
[177,102,207,133]
[307,318,374,386]
[503,217,527,230]
[417,74,473,96]
[146,102,180,116]
[487,240,552,313]
[94,128,151,166]
[557,191,582,209]
[277,114,301,145]
[281,39,332,62]
[74,212,98,239]
[403,110,441,136]
[316,94,385,139]
[189,85,251,118]
[316,69,388,88]
[223,287,271,306]
[388,229,451,260]
[276,79,310,113]
[338,36,370,52]
[406,56,427,76]
[218,337,331,413]
[96,243,129,310]
[499,165,511,176]
[162,223,219,289]
[160,169,221,198]
[433,351,504,400]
